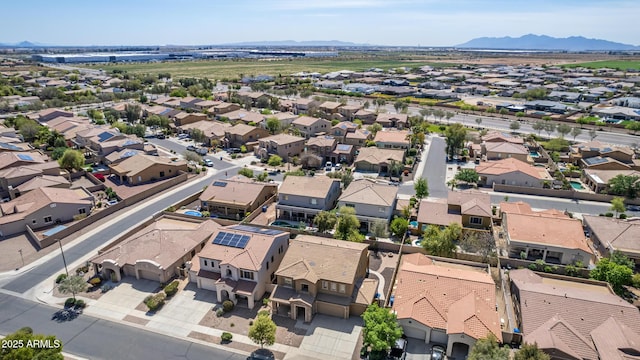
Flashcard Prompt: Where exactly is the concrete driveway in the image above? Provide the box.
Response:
[406,338,430,360]
[284,314,363,360]
[87,278,159,320]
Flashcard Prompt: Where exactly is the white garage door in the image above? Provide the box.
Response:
[403,325,427,341]
[430,329,448,345]
[199,277,217,291]
[137,269,160,282]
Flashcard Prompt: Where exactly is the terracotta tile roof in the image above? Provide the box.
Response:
[338,179,397,207]
[198,225,288,271]
[416,198,461,227]
[510,269,640,360]
[583,215,640,255]
[276,236,368,284]
[91,218,219,271]
[499,201,533,215]
[475,158,552,180]
[373,129,410,144]
[354,147,404,165]
[199,178,276,207]
[278,176,339,198]
[393,254,501,341]
[504,211,593,254]
[0,187,93,224]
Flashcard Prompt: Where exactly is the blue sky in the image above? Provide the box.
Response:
[4,0,639,46]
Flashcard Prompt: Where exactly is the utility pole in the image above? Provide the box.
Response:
[57,239,69,276]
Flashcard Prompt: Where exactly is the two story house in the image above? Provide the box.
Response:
[199,177,277,220]
[224,124,269,149]
[291,116,331,139]
[417,191,492,232]
[190,224,290,309]
[337,179,398,232]
[276,176,341,223]
[255,134,305,162]
[270,236,377,322]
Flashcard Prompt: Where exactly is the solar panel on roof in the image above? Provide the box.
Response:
[17,154,34,161]
[0,143,21,151]
[584,157,608,165]
[336,144,351,151]
[97,132,115,142]
[212,231,250,249]
[213,181,227,187]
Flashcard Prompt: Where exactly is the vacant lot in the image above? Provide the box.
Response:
[563,59,640,70]
[87,57,452,79]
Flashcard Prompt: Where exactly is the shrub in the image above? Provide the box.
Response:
[73,214,88,221]
[74,299,86,309]
[75,265,89,275]
[55,273,68,284]
[144,293,166,311]
[633,273,640,289]
[96,202,102,208]
[407,148,418,157]
[64,298,76,307]
[262,298,270,307]
[258,310,270,317]
[230,323,235,327]
[605,212,614,217]
[528,263,538,271]
[221,332,233,342]
[89,277,101,286]
[216,309,224,317]
[222,300,234,312]
[619,213,628,219]
[163,281,179,297]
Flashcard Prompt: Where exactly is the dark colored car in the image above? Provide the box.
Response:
[196,147,208,155]
[388,336,407,359]
[431,345,446,360]
[250,349,274,360]
[156,133,166,139]
[227,147,242,154]
[186,145,197,152]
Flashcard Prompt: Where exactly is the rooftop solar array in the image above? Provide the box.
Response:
[0,142,21,151]
[97,132,115,142]
[230,224,284,236]
[212,231,250,249]
[213,181,227,187]
[122,150,138,158]
[336,144,351,151]
[17,154,34,161]
[584,157,609,166]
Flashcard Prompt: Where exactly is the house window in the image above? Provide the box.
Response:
[44,216,52,223]
[271,255,274,263]
[204,260,208,267]
[301,284,309,292]
[322,280,328,290]
[78,208,86,214]
[266,262,269,270]
[378,207,385,213]
[240,270,254,280]
[284,195,289,201]
[160,171,165,177]
[330,282,337,292]
[345,203,355,208]
[339,284,346,294]
[310,198,317,205]
[470,216,483,225]
[284,277,293,287]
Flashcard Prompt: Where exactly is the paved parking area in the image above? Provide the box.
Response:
[406,338,430,360]
[86,278,158,320]
[152,282,217,325]
[284,315,363,360]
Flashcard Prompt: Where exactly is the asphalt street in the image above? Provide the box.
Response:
[0,293,245,360]
[421,136,448,198]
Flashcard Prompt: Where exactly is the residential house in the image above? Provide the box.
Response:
[109,154,187,185]
[268,112,298,128]
[374,130,411,150]
[417,191,492,231]
[318,101,342,118]
[0,152,61,194]
[375,113,409,129]
[293,98,319,115]
[583,169,640,194]
[481,131,524,145]
[581,156,633,171]
[13,175,69,197]
[237,91,271,107]
[179,120,231,146]
[353,109,377,124]
[583,215,640,268]
[331,121,358,141]
[393,253,502,357]
[570,140,635,168]
[337,179,398,232]
[179,97,204,110]
[483,142,530,163]
[91,216,219,283]
[199,177,277,220]
[345,128,373,147]
[354,147,404,174]
[190,224,290,309]
[193,99,221,111]
[74,127,119,150]
[476,158,553,188]
[276,176,341,222]
[338,105,362,121]
[88,133,145,161]
[173,112,207,127]
[0,187,94,236]
[501,201,594,265]
[270,236,376,322]
[212,102,241,115]
[306,136,337,163]
[510,268,640,360]
[36,108,73,123]
[224,124,269,149]
[291,116,331,138]
[255,134,305,162]
[221,109,266,126]
[331,144,356,165]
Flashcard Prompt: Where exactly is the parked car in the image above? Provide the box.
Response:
[227,147,242,154]
[335,163,342,171]
[156,133,166,139]
[186,145,197,152]
[203,159,214,167]
[430,345,446,360]
[177,133,190,139]
[250,349,274,360]
[626,204,640,212]
[389,336,407,360]
[325,161,332,171]
[196,147,208,155]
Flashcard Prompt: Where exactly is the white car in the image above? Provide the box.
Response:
[203,159,214,167]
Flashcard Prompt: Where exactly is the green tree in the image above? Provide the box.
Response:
[238,168,254,178]
[532,120,545,136]
[414,177,429,200]
[570,126,582,141]
[421,225,456,258]
[124,104,141,123]
[556,123,571,139]
[626,121,640,134]
[361,303,403,357]
[267,154,283,167]
[514,343,550,360]
[610,197,626,218]
[58,149,85,172]
[499,108,509,117]
[468,334,509,360]
[588,128,598,141]
[314,211,338,233]
[590,258,633,295]
[248,312,276,349]
[367,123,383,136]
[266,117,281,134]
[390,217,409,240]
[543,122,556,138]
[475,117,482,127]
[191,129,206,143]
[183,151,202,163]
[444,123,467,158]
[371,220,389,238]
[58,275,89,301]
[610,250,635,270]
[509,121,521,132]
[455,168,480,184]
[0,327,63,360]
[335,206,362,242]
[19,121,39,142]
[608,174,640,198]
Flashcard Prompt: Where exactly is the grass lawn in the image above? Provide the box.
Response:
[563,60,640,70]
[84,56,454,79]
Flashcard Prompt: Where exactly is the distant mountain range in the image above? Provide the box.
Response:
[221,40,369,47]
[456,34,640,51]
[0,41,47,47]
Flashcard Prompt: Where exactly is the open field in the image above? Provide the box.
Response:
[563,59,640,70]
[87,57,454,79]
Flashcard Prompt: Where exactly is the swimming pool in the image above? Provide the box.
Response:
[184,210,203,217]
[529,151,540,157]
[570,181,584,190]
[409,221,418,228]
